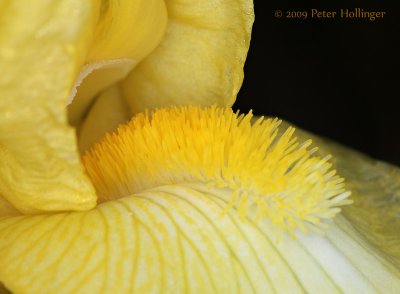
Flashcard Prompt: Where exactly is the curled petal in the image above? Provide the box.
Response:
[0,185,398,293]
[0,0,98,214]
[68,0,168,125]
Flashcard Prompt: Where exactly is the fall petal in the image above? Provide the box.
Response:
[281,120,400,270]
[0,185,398,293]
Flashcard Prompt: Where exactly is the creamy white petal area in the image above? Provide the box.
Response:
[0,184,398,293]
[279,120,400,270]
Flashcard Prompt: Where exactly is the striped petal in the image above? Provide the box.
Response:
[0,184,398,293]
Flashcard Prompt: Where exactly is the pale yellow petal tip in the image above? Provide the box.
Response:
[67,58,135,106]
[83,105,351,235]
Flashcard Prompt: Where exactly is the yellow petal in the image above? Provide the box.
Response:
[67,58,136,126]
[0,185,398,293]
[281,120,400,269]
[0,195,19,217]
[77,85,131,153]
[120,0,254,114]
[87,0,168,63]
[0,0,98,214]
[67,0,168,126]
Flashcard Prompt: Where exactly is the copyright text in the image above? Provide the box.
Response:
[275,8,386,21]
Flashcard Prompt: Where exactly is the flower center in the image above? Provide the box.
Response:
[83,105,352,234]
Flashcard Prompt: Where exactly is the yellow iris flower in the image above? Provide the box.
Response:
[0,0,399,293]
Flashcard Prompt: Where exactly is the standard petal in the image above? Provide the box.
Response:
[67,58,136,126]
[0,185,398,293]
[0,0,98,214]
[120,0,254,114]
[77,85,131,153]
[67,0,168,126]
[86,0,168,63]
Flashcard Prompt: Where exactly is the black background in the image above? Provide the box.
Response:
[234,0,400,166]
